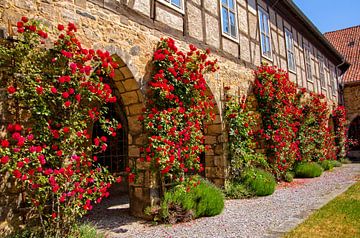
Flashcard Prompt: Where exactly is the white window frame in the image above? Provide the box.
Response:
[258,6,272,60]
[303,43,313,82]
[318,54,326,89]
[220,0,238,40]
[284,28,296,73]
[157,0,185,14]
[330,65,337,96]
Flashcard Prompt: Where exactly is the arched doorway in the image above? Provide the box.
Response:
[92,83,128,174]
[348,116,360,159]
[203,86,225,187]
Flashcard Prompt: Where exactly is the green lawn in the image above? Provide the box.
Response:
[284,182,360,238]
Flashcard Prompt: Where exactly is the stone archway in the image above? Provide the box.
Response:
[110,55,158,218]
[348,116,360,159]
[203,87,226,187]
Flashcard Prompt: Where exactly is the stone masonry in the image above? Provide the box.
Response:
[0,0,347,229]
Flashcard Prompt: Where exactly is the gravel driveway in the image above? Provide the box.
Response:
[84,163,360,238]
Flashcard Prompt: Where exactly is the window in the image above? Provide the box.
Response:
[285,28,296,72]
[330,66,337,95]
[318,54,325,88]
[221,0,237,39]
[258,7,272,59]
[304,43,312,81]
[158,0,184,12]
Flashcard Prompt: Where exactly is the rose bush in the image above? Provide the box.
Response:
[139,38,218,185]
[0,18,123,237]
[224,90,267,181]
[298,92,336,162]
[253,64,343,179]
[332,105,347,160]
[253,65,303,179]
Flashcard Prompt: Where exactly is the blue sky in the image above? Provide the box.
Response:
[293,0,360,33]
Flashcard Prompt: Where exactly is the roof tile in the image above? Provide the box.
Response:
[324,25,360,83]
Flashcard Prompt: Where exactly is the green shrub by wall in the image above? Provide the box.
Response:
[295,162,323,178]
[158,178,224,223]
[243,168,276,196]
[318,160,334,171]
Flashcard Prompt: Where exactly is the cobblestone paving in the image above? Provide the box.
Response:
[84,164,360,238]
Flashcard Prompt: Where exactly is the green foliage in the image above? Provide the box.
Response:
[284,172,294,182]
[295,162,323,178]
[243,168,276,196]
[224,181,254,199]
[6,223,103,238]
[0,18,120,237]
[224,95,268,181]
[318,160,334,171]
[153,178,224,223]
[68,223,104,238]
[330,160,342,167]
[191,179,225,218]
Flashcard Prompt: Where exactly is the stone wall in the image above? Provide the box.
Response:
[343,82,360,159]
[0,0,255,225]
[344,83,360,123]
[0,0,342,226]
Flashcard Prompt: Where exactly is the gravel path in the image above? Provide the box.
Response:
[84,164,360,238]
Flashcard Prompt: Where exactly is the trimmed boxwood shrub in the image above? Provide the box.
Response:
[318,160,334,171]
[224,181,254,199]
[295,162,323,178]
[156,178,224,223]
[243,168,276,196]
[191,179,225,218]
[284,172,294,182]
[330,160,342,167]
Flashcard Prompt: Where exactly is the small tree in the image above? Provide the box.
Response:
[0,17,122,236]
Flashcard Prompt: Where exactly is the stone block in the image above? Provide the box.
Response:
[238,6,248,33]
[128,145,140,157]
[132,0,151,17]
[205,13,220,48]
[74,0,87,8]
[205,156,215,166]
[207,124,222,135]
[121,91,139,105]
[187,2,203,41]
[204,0,217,13]
[156,7,183,32]
[123,78,140,91]
[222,38,239,58]
[128,115,143,134]
[120,66,134,79]
[240,34,251,62]
[205,135,217,144]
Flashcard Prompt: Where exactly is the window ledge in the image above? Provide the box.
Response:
[222,32,239,44]
[261,54,273,62]
[288,69,297,74]
[157,0,185,15]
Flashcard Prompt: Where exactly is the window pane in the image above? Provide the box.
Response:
[222,0,227,5]
[171,0,181,7]
[261,34,266,54]
[230,12,236,37]
[264,15,269,35]
[222,7,229,34]
[265,36,271,55]
[229,0,235,9]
